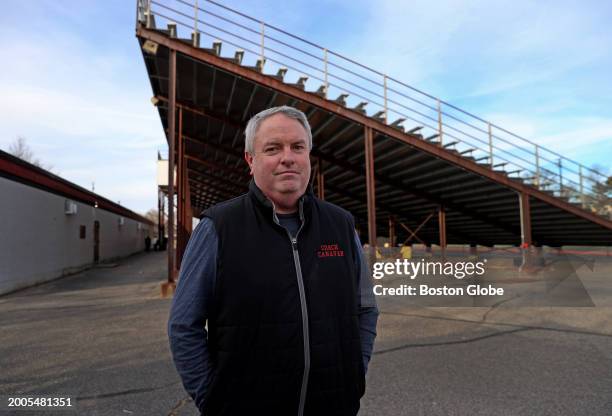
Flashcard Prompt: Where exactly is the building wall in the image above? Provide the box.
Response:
[0,177,151,295]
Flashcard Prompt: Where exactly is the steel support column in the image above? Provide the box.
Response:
[160,189,165,244]
[177,107,188,268]
[157,188,163,241]
[364,126,377,246]
[184,172,193,233]
[167,48,177,284]
[438,205,447,252]
[316,157,325,200]
[389,215,396,247]
[519,192,532,247]
[137,26,612,233]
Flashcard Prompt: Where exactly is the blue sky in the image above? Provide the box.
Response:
[1,0,611,213]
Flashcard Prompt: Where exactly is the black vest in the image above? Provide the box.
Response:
[201,181,365,416]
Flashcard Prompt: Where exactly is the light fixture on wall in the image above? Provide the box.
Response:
[118,217,125,226]
[64,199,78,215]
[142,40,158,55]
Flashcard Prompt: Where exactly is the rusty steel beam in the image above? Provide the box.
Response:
[364,126,377,246]
[183,174,193,238]
[158,188,163,240]
[376,150,429,175]
[189,188,232,210]
[187,167,247,196]
[189,177,245,197]
[192,191,219,209]
[186,154,249,179]
[182,132,243,158]
[188,180,244,203]
[156,95,244,131]
[136,26,612,232]
[241,84,260,121]
[440,184,504,200]
[312,114,337,138]
[519,192,532,247]
[400,212,435,245]
[160,188,166,240]
[399,222,425,245]
[167,48,177,283]
[324,182,432,239]
[316,157,325,200]
[197,198,218,209]
[177,107,190,268]
[190,181,243,200]
[318,122,357,151]
[462,198,521,210]
[311,159,319,196]
[402,167,473,188]
[189,185,242,204]
[313,148,520,236]
[375,149,422,171]
[188,168,248,195]
[325,183,405,223]
[177,107,183,265]
[163,95,585,246]
[438,205,447,251]
[346,138,389,164]
[327,191,493,247]
[389,215,396,247]
[188,179,237,203]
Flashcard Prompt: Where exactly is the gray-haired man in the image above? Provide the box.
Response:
[168,106,378,416]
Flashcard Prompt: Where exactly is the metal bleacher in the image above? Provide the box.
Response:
[135,0,612,248]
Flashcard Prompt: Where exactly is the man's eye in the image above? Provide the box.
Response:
[263,147,279,154]
[292,144,306,152]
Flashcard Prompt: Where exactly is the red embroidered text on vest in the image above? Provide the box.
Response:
[317,243,345,258]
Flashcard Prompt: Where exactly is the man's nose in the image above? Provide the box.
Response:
[279,146,295,164]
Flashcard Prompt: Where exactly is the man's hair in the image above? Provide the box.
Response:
[244,106,313,154]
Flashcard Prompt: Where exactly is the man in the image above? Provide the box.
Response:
[168,106,378,416]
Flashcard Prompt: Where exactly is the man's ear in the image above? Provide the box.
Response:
[244,152,254,175]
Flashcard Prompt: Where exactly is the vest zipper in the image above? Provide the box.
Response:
[272,201,309,416]
[290,236,310,416]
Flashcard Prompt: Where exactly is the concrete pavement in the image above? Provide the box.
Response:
[1,251,611,415]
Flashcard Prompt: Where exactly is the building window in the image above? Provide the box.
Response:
[80,225,86,239]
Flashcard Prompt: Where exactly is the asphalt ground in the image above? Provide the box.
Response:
[1,250,611,415]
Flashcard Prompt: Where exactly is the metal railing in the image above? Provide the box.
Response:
[137,0,611,216]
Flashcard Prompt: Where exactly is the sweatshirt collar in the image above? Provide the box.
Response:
[248,179,314,219]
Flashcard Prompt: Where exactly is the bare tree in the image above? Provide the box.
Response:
[584,165,611,218]
[8,136,53,172]
[144,208,159,238]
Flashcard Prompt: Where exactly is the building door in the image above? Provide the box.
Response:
[94,220,100,263]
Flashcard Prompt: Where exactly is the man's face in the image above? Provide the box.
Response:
[245,113,311,204]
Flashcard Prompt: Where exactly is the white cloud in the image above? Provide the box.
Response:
[0,17,165,212]
[1,0,610,215]
[479,112,612,171]
[536,118,612,157]
[326,0,612,172]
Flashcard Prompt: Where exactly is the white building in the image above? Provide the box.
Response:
[0,150,153,295]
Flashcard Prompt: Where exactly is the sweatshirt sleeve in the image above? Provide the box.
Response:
[353,231,379,374]
[167,218,217,412]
